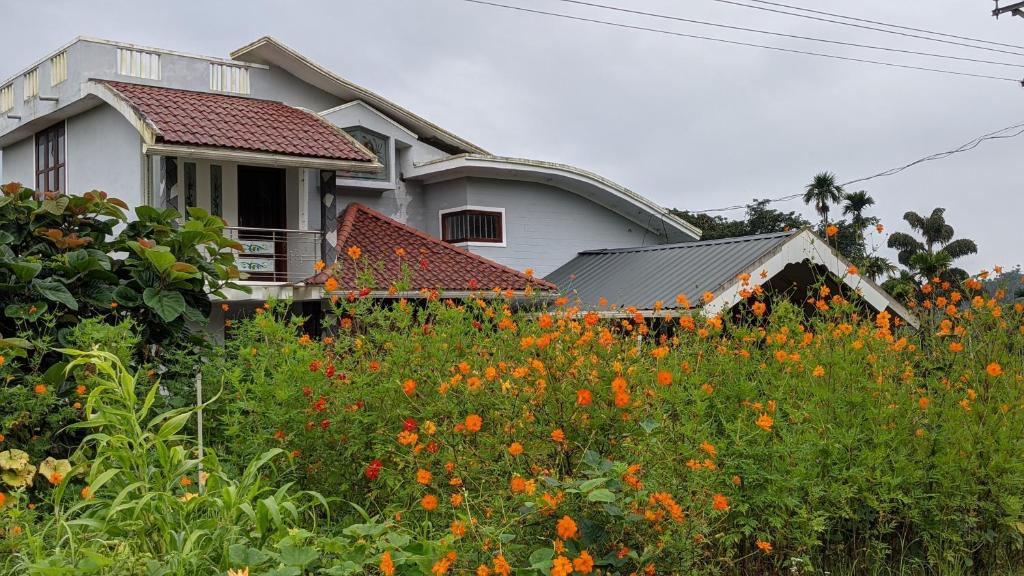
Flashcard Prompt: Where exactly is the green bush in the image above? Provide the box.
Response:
[203,276,1024,575]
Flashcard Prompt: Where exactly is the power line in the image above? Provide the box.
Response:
[719,0,1024,52]
[688,121,1024,213]
[706,0,1024,59]
[457,0,1023,83]
[551,0,1024,69]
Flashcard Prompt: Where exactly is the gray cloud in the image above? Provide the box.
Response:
[2,0,1020,272]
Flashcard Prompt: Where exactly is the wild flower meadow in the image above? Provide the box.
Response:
[1,255,1023,575]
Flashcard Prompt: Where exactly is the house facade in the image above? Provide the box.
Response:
[0,35,913,327]
[0,36,699,307]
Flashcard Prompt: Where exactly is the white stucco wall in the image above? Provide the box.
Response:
[423,177,655,276]
[0,136,34,186]
[66,104,143,208]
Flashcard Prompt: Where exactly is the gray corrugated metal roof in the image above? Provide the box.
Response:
[545,231,797,309]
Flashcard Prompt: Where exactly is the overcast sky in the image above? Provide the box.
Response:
[2,0,1021,272]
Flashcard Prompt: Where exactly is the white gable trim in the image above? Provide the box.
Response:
[320,100,418,140]
[230,36,487,155]
[705,229,919,328]
[406,154,702,242]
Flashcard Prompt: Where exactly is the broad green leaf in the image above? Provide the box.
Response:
[587,488,617,503]
[280,545,318,568]
[9,261,41,282]
[112,286,141,307]
[5,302,46,321]
[144,249,176,273]
[142,288,185,322]
[31,278,78,310]
[579,477,609,492]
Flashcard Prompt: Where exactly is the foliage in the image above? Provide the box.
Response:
[803,171,845,224]
[887,208,978,288]
[0,182,247,460]
[674,199,810,241]
[1,349,331,575]
[197,270,1024,575]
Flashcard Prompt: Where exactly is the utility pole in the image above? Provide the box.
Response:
[993,1,1024,19]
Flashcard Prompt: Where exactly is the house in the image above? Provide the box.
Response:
[0,35,912,328]
[548,229,918,327]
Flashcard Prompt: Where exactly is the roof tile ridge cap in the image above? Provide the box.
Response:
[91,79,166,140]
[99,78,287,103]
[334,203,362,257]
[347,203,555,289]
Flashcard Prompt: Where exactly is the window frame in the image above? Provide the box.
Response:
[439,206,506,247]
[35,121,66,194]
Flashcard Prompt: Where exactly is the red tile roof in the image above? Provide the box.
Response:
[98,80,375,162]
[309,203,555,293]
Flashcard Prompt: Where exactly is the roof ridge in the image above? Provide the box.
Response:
[340,203,555,289]
[578,230,796,255]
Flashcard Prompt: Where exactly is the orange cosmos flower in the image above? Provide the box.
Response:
[416,469,433,485]
[712,493,729,511]
[702,291,714,304]
[510,475,527,493]
[551,428,566,443]
[756,540,773,554]
[347,245,362,260]
[80,486,92,500]
[556,515,578,540]
[313,260,326,272]
[576,389,593,406]
[0,492,6,507]
[465,414,482,432]
[812,365,825,377]
[508,442,524,456]
[451,520,467,538]
[756,413,773,432]
[421,494,438,511]
[34,384,47,395]
[573,551,595,574]
[987,362,1003,377]
[551,556,573,576]
[657,370,672,386]
[403,379,417,395]
[826,225,839,237]
[324,277,339,292]
[847,265,858,276]
[918,396,930,410]
[380,552,395,576]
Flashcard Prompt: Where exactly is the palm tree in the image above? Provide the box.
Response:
[887,208,977,283]
[842,191,876,232]
[860,254,898,283]
[803,172,846,225]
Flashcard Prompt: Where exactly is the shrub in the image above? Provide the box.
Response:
[208,275,1024,575]
[0,182,247,459]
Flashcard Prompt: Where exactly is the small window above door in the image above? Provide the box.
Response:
[440,207,505,246]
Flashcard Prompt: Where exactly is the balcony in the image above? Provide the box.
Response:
[224,226,323,284]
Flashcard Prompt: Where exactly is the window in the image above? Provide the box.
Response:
[117,48,160,80]
[162,157,179,210]
[0,84,12,113]
[441,208,504,244]
[35,122,65,193]
[210,164,223,217]
[50,51,67,86]
[23,68,38,100]
[337,127,389,182]
[209,63,250,94]
[184,162,197,209]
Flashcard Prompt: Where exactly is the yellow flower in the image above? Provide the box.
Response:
[228,568,250,576]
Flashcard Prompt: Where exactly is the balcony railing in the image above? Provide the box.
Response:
[224,227,323,283]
